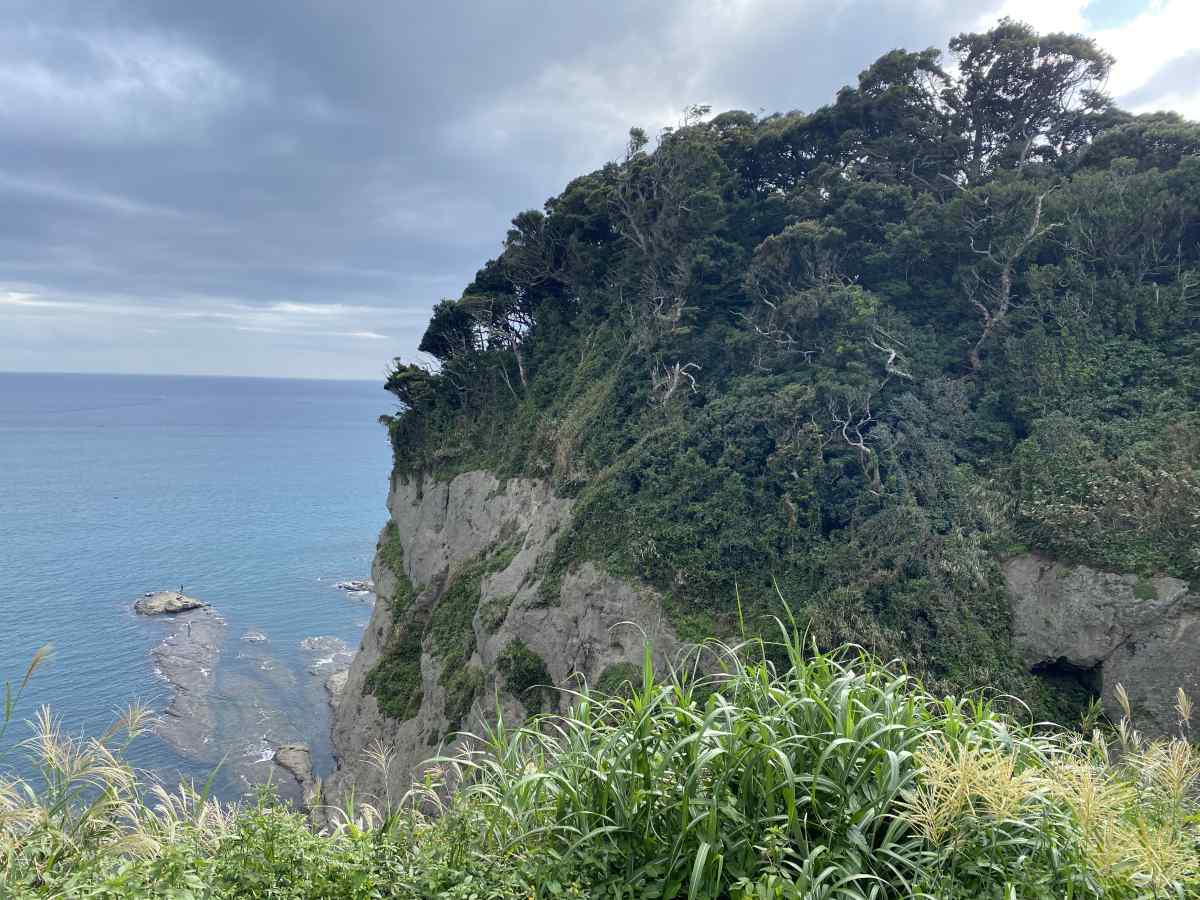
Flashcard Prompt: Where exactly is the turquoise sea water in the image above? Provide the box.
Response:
[0,372,393,799]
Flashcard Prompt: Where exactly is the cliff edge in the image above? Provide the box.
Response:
[324,470,679,804]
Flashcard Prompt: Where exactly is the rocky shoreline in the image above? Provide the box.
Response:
[138,591,356,806]
[150,606,225,756]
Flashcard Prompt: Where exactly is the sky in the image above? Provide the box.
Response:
[0,0,1196,380]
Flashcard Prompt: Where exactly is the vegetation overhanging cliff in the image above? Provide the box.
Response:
[381,18,1200,721]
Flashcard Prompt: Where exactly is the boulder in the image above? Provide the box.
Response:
[273,743,314,787]
[273,743,320,808]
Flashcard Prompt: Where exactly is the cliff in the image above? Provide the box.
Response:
[324,470,680,804]
[327,27,1200,790]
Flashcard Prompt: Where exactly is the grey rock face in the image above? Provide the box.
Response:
[325,670,349,706]
[274,744,314,787]
[325,471,679,809]
[1004,554,1200,738]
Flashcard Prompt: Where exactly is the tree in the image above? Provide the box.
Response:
[418,299,482,361]
[949,19,1113,178]
[956,178,1059,371]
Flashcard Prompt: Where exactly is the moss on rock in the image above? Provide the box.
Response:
[498,639,552,714]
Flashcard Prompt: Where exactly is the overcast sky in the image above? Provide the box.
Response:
[1,0,1196,380]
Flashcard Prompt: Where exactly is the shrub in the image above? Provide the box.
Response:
[364,625,423,720]
[496,639,552,714]
[594,661,641,697]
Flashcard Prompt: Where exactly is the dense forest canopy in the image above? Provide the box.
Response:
[383,19,1200,713]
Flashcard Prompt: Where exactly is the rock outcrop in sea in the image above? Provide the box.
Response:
[273,743,318,806]
[150,606,225,757]
[135,591,206,615]
[145,602,330,806]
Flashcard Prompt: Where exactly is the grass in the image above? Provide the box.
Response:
[3,623,1199,898]
[363,624,424,721]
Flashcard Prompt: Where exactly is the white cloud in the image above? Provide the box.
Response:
[989,0,1200,119]
[328,331,389,340]
[0,26,247,144]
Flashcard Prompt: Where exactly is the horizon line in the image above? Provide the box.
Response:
[0,368,384,385]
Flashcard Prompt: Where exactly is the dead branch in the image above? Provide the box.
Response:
[966,187,1060,372]
[651,360,700,404]
[868,332,913,381]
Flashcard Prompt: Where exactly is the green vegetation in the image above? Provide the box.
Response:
[6,628,1199,897]
[594,661,641,697]
[428,562,485,669]
[378,521,415,621]
[478,594,514,633]
[363,525,425,719]
[363,625,423,721]
[442,665,484,735]
[497,639,552,714]
[383,19,1200,711]
[367,542,521,725]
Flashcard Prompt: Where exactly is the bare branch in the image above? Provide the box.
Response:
[651,360,701,404]
[868,332,913,381]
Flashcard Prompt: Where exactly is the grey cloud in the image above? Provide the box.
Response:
[1120,49,1200,111]
[0,0,1002,378]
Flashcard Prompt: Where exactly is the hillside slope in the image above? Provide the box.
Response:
[330,18,1200,796]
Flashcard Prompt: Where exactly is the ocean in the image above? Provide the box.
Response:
[0,372,393,800]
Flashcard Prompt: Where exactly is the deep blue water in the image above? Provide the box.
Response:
[0,372,393,799]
